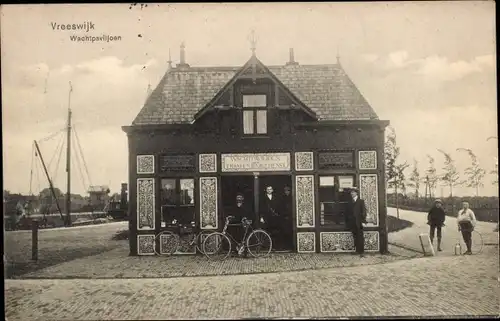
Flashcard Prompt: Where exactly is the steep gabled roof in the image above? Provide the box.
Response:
[132,59,379,125]
[193,55,317,120]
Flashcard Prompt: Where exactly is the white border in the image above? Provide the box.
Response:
[359,174,379,227]
[358,151,377,170]
[295,152,314,171]
[200,177,218,230]
[136,155,155,174]
[137,234,155,256]
[319,231,380,253]
[199,154,217,173]
[295,175,315,228]
[137,178,155,230]
[297,232,316,253]
[221,153,291,172]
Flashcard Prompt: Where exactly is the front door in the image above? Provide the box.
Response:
[258,175,293,251]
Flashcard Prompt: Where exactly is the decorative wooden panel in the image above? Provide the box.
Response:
[200,177,218,229]
[360,174,379,227]
[199,154,217,173]
[137,178,155,230]
[295,152,314,171]
[358,151,377,170]
[137,155,155,174]
[318,151,354,170]
[297,232,316,253]
[159,154,195,172]
[159,233,177,255]
[137,234,155,255]
[320,231,380,253]
[296,175,315,228]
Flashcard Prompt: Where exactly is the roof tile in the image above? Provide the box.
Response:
[132,62,378,125]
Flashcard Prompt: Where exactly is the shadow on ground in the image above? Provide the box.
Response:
[111,229,129,240]
[387,215,414,233]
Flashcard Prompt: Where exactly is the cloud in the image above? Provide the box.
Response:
[388,50,409,68]
[362,51,495,83]
[360,53,379,63]
[389,104,498,196]
[415,55,484,81]
[3,56,163,134]
[3,56,166,195]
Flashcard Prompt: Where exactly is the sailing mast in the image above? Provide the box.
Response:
[66,82,73,227]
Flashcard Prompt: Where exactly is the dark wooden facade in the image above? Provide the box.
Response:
[123,50,390,256]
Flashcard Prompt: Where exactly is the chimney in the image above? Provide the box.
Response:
[176,42,190,68]
[286,48,299,66]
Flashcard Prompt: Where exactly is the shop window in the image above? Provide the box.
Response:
[160,178,195,227]
[242,94,267,135]
[319,175,355,227]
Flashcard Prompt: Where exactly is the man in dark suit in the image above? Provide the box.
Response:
[346,188,367,257]
[279,185,293,250]
[260,185,281,250]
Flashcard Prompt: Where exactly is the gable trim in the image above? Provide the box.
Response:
[193,55,317,121]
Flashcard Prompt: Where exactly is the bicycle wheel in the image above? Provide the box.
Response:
[203,232,231,260]
[246,229,272,258]
[195,230,214,254]
[155,231,179,255]
[471,230,484,255]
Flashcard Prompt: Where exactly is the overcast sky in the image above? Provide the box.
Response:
[1,2,497,197]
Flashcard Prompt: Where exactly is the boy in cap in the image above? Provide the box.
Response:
[427,199,446,251]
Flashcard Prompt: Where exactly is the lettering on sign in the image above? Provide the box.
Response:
[221,153,290,172]
[318,152,354,170]
[160,155,195,172]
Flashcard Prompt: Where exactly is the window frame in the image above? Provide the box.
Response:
[160,177,196,226]
[318,174,356,228]
[241,94,268,136]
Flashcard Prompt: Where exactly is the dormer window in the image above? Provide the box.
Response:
[242,94,267,135]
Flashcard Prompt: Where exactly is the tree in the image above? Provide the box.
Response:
[39,187,63,198]
[407,159,420,199]
[437,149,463,214]
[424,155,438,200]
[457,148,486,196]
[384,126,408,218]
[492,157,498,185]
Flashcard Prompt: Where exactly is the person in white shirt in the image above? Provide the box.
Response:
[456,201,477,255]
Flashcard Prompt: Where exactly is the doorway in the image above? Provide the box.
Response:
[220,175,255,221]
[259,175,293,251]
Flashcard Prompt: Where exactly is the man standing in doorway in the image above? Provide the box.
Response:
[279,185,293,250]
[346,188,367,257]
[260,185,281,250]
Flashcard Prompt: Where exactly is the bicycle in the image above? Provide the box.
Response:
[154,220,213,256]
[203,215,272,260]
[453,229,484,255]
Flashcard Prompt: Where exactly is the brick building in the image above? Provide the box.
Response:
[123,44,389,256]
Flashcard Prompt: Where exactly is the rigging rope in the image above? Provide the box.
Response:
[46,132,64,174]
[52,134,66,184]
[71,131,88,193]
[38,128,65,144]
[73,125,93,187]
[29,142,35,196]
[70,148,86,194]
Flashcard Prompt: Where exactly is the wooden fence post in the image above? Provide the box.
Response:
[32,220,39,261]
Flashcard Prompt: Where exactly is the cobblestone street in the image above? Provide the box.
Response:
[5,245,498,320]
